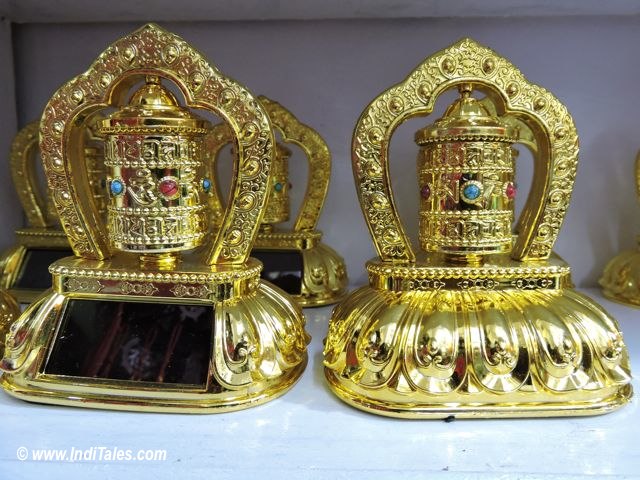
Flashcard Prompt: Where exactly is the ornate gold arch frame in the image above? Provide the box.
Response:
[352,38,578,263]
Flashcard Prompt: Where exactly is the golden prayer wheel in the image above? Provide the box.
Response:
[416,83,518,259]
[0,24,309,413]
[99,75,210,259]
[323,38,632,419]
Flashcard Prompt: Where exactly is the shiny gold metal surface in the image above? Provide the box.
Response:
[0,119,106,303]
[600,151,640,306]
[208,96,348,307]
[324,38,632,418]
[0,289,20,358]
[0,24,309,413]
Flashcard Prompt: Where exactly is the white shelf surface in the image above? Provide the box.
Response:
[0,288,638,479]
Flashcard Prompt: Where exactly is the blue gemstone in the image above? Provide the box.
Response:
[110,179,124,196]
[202,178,211,192]
[463,183,480,200]
[274,182,283,192]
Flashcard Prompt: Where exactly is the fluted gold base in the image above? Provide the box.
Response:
[599,248,640,307]
[324,257,632,419]
[1,254,310,413]
[254,229,348,307]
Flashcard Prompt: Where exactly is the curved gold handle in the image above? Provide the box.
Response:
[352,38,578,262]
[10,122,51,228]
[257,96,330,231]
[39,24,274,265]
[208,96,330,231]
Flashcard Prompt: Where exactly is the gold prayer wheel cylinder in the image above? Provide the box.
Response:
[261,143,292,227]
[416,84,518,261]
[99,76,211,256]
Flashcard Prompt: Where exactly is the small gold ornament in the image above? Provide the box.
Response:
[600,151,640,305]
[207,96,348,307]
[0,24,309,413]
[323,38,632,418]
[0,119,105,303]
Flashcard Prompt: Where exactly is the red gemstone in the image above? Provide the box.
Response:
[159,179,179,198]
[506,182,516,200]
[420,185,431,200]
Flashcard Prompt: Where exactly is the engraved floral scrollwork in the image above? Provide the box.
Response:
[227,333,255,369]
[603,333,624,361]
[486,337,517,368]
[170,284,213,299]
[64,278,104,293]
[364,330,392,366]
[119,281,158,296]
[417,336,446,367]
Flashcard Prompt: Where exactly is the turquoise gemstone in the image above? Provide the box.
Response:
[463,183,480,200]
[202,178,211,193]
[274,182,283,192]
[110,179,124,196]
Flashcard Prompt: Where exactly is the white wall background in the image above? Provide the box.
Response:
[6,15,640,287]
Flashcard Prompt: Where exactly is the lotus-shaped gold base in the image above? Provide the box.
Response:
[1,255,309,413]
[600,248,640,307]
[324,256,632,418]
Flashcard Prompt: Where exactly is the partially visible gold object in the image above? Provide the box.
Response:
[324,38,632,418]
[208,96,348,307]
[0,119,106,303]
[0,24,309,413]
[600,151,640,306]
[0,289,20,358]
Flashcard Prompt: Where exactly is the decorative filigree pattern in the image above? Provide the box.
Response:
[207,96,331,232]
[298,242,348,307]
[419,211,513,250]
[258,97,331,231]
[261,143,291,224]
[253,230,322,249]
[352,38,578,262]
[367,257,569,292]
[10,122,50,228]
[49,260,262,284]
[170,284,213,299]
[64,278,104,293]
[39,23,274,264]
[119,281,159,296]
